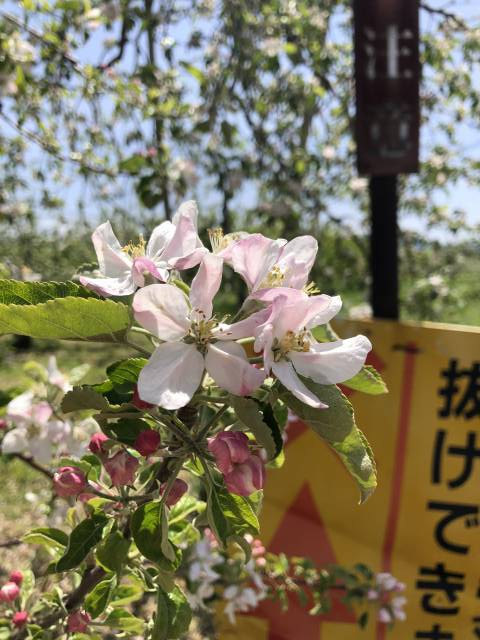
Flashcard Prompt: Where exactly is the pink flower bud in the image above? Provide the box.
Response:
[53,467,87,498]
[208,431,250,475]
[224,455,265,496]
[67,610,91,633]
[12,611,28,628]
[134,429,161,457]
[160,478,188,507]
[9,571,23,586]
[88,432,109,456]
[104,450,139,486]
[0,419,7,430]
[0,582,20,602]
[132,386,155,410]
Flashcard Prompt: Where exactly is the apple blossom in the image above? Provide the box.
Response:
[134,429,161,456]
[9,571,23,586]
[0,582,20,602]
[224,455,265,496]
[80,201,206,296]
[133,253,266,409]
[161,478,188,507]
[225,232,318,294]
[88,432,109,456]
[12,611,28,628]
[207,431,250,474]
[253,293,372,408]
[53,466,87,498]
[67,610,91,633]
[46,355,72,392]
[104,450,139,486]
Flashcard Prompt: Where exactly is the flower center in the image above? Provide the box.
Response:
[303,281,320,296]
[190,312,217,348]
[272,329,311,362]
[27,422,41,438]
[208,227,245,254]
[122,235,146,258]
[259,265,285,289]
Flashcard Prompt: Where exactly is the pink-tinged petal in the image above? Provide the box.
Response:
[250,287,307,304]
[104,451,139,486]
[229,234,284,291]
[215,231,250,264]
[31,402,53,425]
[132,257,167,287]
[91,221,132,277]
[137,342,204,410]
[291,335,372,384]
[303,294,342,328]
[267,295,342,341]
[133,284,190,340]
[224,455,265,496]
[79,273,136,297]
[189,253,223,320]
[6,390,35,422]
[276,235,318,289]
[208,431,250,474]
[1,428,29,455]
[205,342,265,396]
[146,221,176,260]
[162,201,205,268]
[271,361,328,409]
[214,308,271,341]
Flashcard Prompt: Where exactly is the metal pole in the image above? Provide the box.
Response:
[369,175,399,320]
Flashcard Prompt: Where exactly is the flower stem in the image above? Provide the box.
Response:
[197,404,229,441]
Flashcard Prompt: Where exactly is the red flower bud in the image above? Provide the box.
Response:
[0,582,20,602]
[8,571,23,586]
[224,455,265,496]
[160,478,188,507]
[134,429,161,457]
[53,467,87,498]
[67,610,91,633]
[207,431,250,475]
[132,386,155,410]
[104,450,139,486]
[12,611,28,628]
[88,432,109,456]
[0,419,7,430]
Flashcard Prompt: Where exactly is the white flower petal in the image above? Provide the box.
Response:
[1,428,28,454]
[214,308,271,341]
[272,361,328,408]
[133,284,190,340]
[205,342,265,396]
[229,234,284,291]
[91,221,132,277]
[162,201,205,268]
[146,221,176,260]
[79,273,136,297]
[6,390,35,422]
[277,235,318,289]
[291,335,372,384]
[137,342,204,410]
[189,253,223,320]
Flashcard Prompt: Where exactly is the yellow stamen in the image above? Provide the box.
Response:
[259,265,286,289]
[190,312,217,347]
[272,329,311,362]
[303,281,321,296]
[122,235,146,258]
[208,228,246,254]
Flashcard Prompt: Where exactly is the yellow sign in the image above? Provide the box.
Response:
[219,318,480,640]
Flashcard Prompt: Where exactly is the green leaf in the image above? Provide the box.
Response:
[206,480,259,546]
[0,279,97,305]
[342,365,388,395]
[119,154,148,175]
[22,527,68,550]
[110,581,144,607]
[61,386,110,413]
[103,418,150,446]
[131,501,178,568]
[55,515,108,571]
[165,586,192,638]
[96,530,131,573]
[279,381,377,503]
[168,495,206,526]
[0,295,131,342]
[85,574,117,618]
[104,609,145,634]
[152,590,169,640]
[231,396,283,460]
[106,358,147,394]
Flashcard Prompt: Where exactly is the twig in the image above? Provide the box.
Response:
[0,10,86,77]
[420,2,469,30]
[0,538,22,548]
[100,9,130,69]
[12,453,54,479]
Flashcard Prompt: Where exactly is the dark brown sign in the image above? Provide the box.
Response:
[353,0,420,175]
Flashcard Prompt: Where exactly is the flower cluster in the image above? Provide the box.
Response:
[369,572,407,624]
[0,357,94,464]
[82,200,371,412]
[0,571,28,629]
[208,431,265,496]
